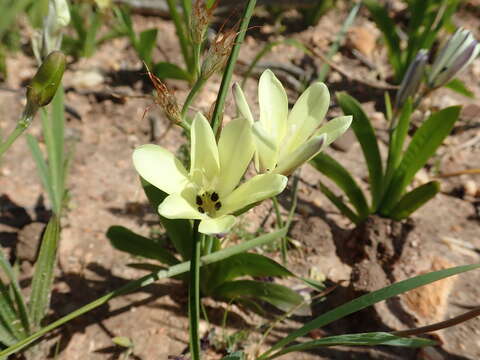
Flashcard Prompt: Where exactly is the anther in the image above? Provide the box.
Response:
[198,206,205,213]
[215,202,222,210]
[211,192,219,201]
[196,196,203,205]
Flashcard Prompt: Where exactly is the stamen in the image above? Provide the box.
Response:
[196,196,203,205]
[211,192,219,201]
[198,206,205,213]
[215,202,222,210]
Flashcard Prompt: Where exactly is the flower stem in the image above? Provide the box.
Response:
[272,196,287,263]
[165,0,192,75]
[189,220,203,360]
[182,77,207,120]
[0,110,34,158]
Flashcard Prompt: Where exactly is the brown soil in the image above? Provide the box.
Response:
[1,3,480,360]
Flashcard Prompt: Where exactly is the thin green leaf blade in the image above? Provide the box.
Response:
[381,106,460,214]
[317,180,360,224]
[28,216,60,329]
[270,332,434,358]
[106,226,180,266]
[137,28,158,66]
[153,61,192,81]
[311,152,369,218]
[0,281,24,344]
[260,263,480,359]
[388,181,440,220]
[337,92,384,211]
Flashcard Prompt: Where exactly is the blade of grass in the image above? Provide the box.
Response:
[166,0,193,74]
[210,0,257,135]
[317,180,361,224]
[258,263,480,359]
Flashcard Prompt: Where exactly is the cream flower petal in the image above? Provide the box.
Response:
[275,134,326,176]
[190,113,220,184]
[133,144,190,194]
[217,117,254,197]
[199,215,236,234]
[283,82,330,155]
[233,83,254,124]
[158,193,204,219]
[258,69,288,143]
[219,174,287,215]
[314,115,352,147]
[253,122,277,172]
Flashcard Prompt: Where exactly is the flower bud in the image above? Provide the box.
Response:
[394,49,428,110]
[200,29,237,80]
[428,28,480,88]
[26,51,66,110]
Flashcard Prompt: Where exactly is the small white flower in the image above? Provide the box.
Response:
[234,69,352,175]
[133,113,287,235]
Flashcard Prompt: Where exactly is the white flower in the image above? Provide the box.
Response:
[234,69,352,175]
[133,113,287,235]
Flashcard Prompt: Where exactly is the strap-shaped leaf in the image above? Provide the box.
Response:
[387,181,440,220]
[107,226,180,266]
[152,62,192,81]
[336,92,383,211]
[311,153,369,219]
[141,178,192,260]
[380,106,460,214]
[317,181,360,224]
[28,216,60,329]
[137,29,158,66]
[258,262,480,359]
[268,332,434,359]
[207,253,294,293]
[212,280,304,313]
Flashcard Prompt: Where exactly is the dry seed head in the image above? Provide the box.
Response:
[190,0,218,45]
[200,28,237,80]
[146,67,181,124]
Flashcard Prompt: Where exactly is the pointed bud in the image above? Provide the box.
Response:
[273,134,326,176]
[428,28,480,88]
[200,29,237,80]
[394,49,428,110]
[26,51,66,111]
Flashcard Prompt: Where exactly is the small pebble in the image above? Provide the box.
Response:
[464,180,478,197]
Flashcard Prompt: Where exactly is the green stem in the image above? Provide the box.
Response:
[0,109,35,158]
[210,0,257,135]
[189,221,202,360]
[271,197,287,263]
[182,77,207,119]
[166,0,192,73]
[0,228,287,358]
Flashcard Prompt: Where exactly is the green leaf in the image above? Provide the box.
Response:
[0,250,30,336]
[152,61,191,81]
[363,0,402,80]
[207,253,294,292]
[388,181,440,220]
[311,153,369,219]
[141,178,192,260]
[269,332,434,358]
[445,78,475,98]
[221,351,245,360]
[317,180,360,224]
[137,29,158,66]
[28,216,60,329]
[0,280,23,345]
[336,92,384,211]
[380,106,460,214]
[258,262,480,360]
[213,280,304,313]
[106,226,179,266]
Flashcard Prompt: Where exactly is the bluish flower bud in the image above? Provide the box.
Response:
[394,49,428,110]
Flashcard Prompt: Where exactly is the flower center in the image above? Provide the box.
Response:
[196,191,222,217]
